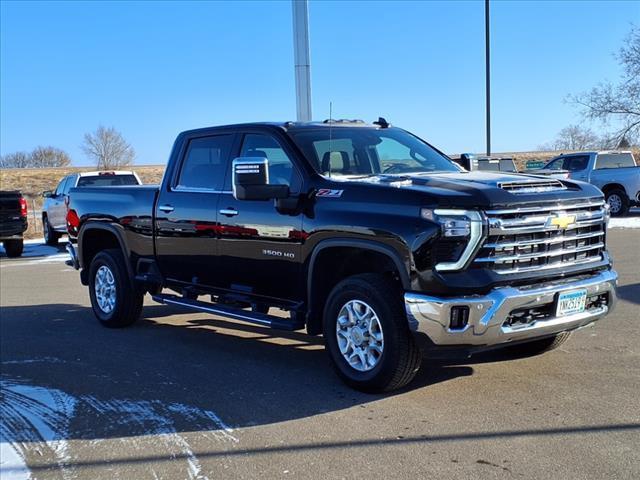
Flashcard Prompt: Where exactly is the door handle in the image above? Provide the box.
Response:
[159,204,174,213]
[219,208,239,217]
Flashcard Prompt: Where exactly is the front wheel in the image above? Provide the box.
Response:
[43,216,60,246]
[605,188,630,216]
[323,273,421,393]
[3,239,24,258]
[89,249,143,328]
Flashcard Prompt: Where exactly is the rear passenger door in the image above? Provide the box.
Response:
[216,131,305,300]
[154,131,238,287]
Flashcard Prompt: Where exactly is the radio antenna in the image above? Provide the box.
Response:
[328,101,333,178]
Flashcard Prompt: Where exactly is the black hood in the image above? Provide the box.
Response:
[339,171,603,208]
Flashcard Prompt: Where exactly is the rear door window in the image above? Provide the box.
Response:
[176,135,235,191]
[565,156,589,171]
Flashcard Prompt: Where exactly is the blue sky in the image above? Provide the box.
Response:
[1,0,638,165]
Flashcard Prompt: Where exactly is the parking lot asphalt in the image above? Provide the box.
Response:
[1,227,639,480]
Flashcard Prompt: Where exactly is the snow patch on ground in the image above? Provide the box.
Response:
[0,378,77,480]
[0,377,237,480]
[608,216,640,229]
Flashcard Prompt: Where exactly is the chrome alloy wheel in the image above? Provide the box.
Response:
[336,300,384,372]
[607,194,622,214]
[94,265,116,314]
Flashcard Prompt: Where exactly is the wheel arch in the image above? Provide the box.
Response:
[305,239,411,335]
[600,183,627,195]
[78,223,133,285]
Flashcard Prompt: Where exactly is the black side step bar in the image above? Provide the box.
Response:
[151,294,304,331]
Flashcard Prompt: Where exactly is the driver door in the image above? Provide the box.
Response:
[216,131,305,300]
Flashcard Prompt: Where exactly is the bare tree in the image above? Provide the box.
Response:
[570,24,640,144]
[0,151,31,168]
[30,146,72,167]
[82,126,135,169]
[539,125,599,151]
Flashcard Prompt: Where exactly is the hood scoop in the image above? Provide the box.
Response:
[498,178,566,194]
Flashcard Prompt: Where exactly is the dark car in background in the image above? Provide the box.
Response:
[0,190,28,257]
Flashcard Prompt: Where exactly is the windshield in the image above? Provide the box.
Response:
[77,174,140,187]
[288,127,459,176]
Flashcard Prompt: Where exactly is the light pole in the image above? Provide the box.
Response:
[292,0,312,122]
[485,0,491,156]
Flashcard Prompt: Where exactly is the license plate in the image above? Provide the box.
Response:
[556,289,587,317]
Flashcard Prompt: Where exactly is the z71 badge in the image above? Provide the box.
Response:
[316,189,344,198]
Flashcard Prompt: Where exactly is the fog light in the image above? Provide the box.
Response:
[450,306,469,330]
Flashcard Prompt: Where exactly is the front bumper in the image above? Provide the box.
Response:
[405,269,617,347]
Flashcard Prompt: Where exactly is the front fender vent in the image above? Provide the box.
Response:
[498,179,566,194]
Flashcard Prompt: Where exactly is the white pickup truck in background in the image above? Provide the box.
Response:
[41,170,142,245]
[541,151,640,216]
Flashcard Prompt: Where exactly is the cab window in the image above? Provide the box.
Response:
[62,175,76,194]
[176,134,235,191]
[544,158,565,170]
[565,156,588,171]
[54,177,69,196]
[229,133,298,188]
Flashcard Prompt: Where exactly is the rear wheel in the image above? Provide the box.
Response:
[605,188,629,216]
[89,249,143,328]
[323,273,421,392]
[43,216,60,246]
[3,239,24,258]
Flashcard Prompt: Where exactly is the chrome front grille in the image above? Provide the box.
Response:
[474,199,606,274]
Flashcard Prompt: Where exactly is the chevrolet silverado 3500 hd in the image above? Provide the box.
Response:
[66,120,618,392]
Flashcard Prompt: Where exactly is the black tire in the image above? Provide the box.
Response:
[323,273,421,393]
[3,239,24,258]
[506,332,572,357]
[89,248,143,328]
[43,215,60,246]
[605,188,630,216]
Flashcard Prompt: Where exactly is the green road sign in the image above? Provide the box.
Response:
[526,161,545,169]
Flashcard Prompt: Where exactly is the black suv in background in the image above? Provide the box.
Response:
[66,120,618,392]
[0,190,28,257]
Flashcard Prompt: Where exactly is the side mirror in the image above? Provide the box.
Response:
[42,190,53,198]
[232,158,289,201]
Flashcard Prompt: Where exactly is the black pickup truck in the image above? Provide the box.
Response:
[67,120,618,392]
[1,190,28,257]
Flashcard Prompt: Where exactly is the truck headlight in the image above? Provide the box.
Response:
[421,208,485,271]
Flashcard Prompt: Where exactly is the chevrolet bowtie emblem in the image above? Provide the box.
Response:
[547,214,576,230]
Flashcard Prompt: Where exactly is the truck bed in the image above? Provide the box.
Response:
[70,185,159,222]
